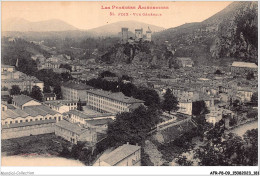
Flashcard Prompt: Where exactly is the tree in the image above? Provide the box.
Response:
[1,86,8,91]
[161,88,179,113]
[30,85,43,101]
[21,90,30,96]
[242,129,258,165]
[251,92,258,106]
[194,128,258,166]
[107,105,160,147]
[175,156,193,166]
[43,84,51,93]
[10,85,21,95]
[60,64,72,72]
[53,85,62,99]
[7,97,13,104]
[192,101,209,116]
[214,70,222,74]
[246,72,254,80]
[100,71,117,78]
[77,99,83,111]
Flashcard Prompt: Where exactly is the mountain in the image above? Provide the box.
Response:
[88,20,165,37]
[2,18,79,32]
[153,1,258,64]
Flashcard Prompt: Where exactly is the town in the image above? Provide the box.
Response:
[1,1,258,167]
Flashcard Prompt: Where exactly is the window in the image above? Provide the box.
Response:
[40,118,42,120]
[30,119,33,122]
[5,121,8,124]
[15,120,18,123]
[10,121,12,124]
[25,120,28,122]
[20,120,23,123]
[35,119,38,121]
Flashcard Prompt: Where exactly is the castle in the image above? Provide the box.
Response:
[121,27,152,44]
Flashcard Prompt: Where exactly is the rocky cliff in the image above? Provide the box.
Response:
[153,1,258,64]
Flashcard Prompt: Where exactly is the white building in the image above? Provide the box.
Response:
[94,143,141,166]
[55,120,97,144]
[86,89,144,114]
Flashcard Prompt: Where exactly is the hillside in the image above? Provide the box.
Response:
[88,20,165,37]
[2,18,79,32]
[153,1,258,63]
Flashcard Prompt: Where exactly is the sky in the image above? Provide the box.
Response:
[2,1,233,30]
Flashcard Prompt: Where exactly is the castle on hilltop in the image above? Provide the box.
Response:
[121,27,152,44]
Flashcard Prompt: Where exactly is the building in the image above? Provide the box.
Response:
[176,57,194,67]
[1,64,15,73]
[1,70,24,80]
[43,93,57,101]
[55,120,97,144]
[236,88,255,103]
[205,107,233,125]
[145,27,152,42]
[2,77,44,92]
[94,143,141,166]
[231,61,257,76]
[135,28,143,41]
[1,99,63,139]
[12,95,42,109]
[44,100,78,113]
[170,86,200,102]
[85,89,144,113]
[61,80,93,100]
[121,28,129,44]
[67,109,115,132]
[177,100,192,116]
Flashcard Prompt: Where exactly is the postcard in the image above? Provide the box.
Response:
[1,1,258,175]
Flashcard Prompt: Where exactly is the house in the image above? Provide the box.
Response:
[1,91,10,101]
[205,107,233,125]
[231,61,257,76]
[61,80,93,100]
[12,95,42,109]
[236,88,255,103]
[177,100,192,116]
[176,57,194,67]
[1,65,15,73]
[66,109,115,132]
[2,76,44,92]
[43,93,56,101]
[55,120,97,144]
[44,100,78,113]
[94,143,141,166]
[86,89,144,113]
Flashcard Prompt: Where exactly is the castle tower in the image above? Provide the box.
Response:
[121,28,128,44]
[146,27,152,42]
[135,28,143,41]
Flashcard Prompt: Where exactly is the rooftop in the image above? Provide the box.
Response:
[62,80,93,90]
[2,119,56,129]
[12,95,35,106]
[86,89,144,104]
[2,64,14,68]
[56,120,89,135]
[86,118,114,126]
[2,105,59,120]
[69,109,115,120]
[232,62,258,68]
[102,144,141,166]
